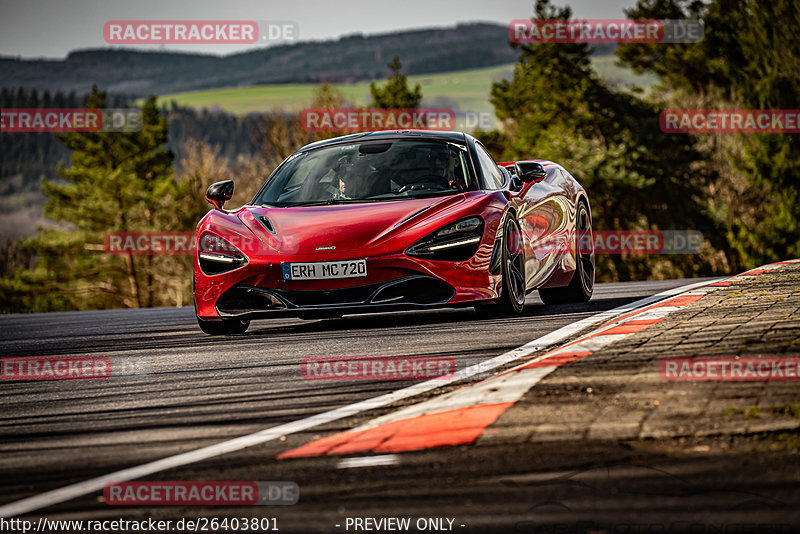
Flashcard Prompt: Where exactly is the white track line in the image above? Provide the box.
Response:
[0,277,720,518]
[304,279,725,436]
[336,455,400,469]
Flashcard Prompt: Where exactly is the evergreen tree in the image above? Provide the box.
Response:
[486,0,720,281]
[618,0,800,267]
[1,86,178,311]
[369,56,423,109]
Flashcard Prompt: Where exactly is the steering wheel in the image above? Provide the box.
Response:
[398,182,448,193]
[397,175,449,194]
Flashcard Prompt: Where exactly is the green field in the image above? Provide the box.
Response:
[160,59,655,117]
[590,55,658,91]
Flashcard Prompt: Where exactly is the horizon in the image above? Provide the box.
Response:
[1,0,637,60]
[2,22,520,61]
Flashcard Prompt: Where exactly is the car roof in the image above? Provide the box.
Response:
[295,130,471,154]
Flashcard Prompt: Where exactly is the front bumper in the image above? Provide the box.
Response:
[215,275,459,319]
[194,253,499,319]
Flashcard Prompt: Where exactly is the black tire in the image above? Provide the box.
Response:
[197,316,250,335]
[538,200,595,304]
[477,216,526,316]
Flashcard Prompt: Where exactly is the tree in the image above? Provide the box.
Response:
[2,86,179,311]
[617,0,800,267]
[369,56,423,109]
[0,82,363,312]
[485,0,722,281]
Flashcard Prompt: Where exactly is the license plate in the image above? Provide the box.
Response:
[282,259,367,280]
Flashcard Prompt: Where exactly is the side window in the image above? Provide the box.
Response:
[474,144,505,190]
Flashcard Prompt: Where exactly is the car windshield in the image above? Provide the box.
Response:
[253,139,475,206]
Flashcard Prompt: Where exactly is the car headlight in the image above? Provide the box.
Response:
[198,232,248,275]
[406,217,484,261]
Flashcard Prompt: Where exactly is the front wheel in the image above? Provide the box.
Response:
[197,316,250,335]
[477,216,526,316]
[538,200,595,304]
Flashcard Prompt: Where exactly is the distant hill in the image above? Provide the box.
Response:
[0,23,615,97]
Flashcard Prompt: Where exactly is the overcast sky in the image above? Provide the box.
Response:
[0,0,638,59]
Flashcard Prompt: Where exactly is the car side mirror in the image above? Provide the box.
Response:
[515,162,547,183]
[206,180,234,210]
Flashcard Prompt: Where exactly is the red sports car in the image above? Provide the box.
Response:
[193,130,594,334]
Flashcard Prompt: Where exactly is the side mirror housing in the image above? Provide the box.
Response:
[206,180,234,210]
[512,161,547,198]
[515,161,547,184]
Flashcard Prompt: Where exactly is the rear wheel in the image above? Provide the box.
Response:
[197,316,250,335]
[538,200,595,304]
[477,216,526,316]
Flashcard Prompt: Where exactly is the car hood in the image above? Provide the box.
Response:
[237,195,467,255]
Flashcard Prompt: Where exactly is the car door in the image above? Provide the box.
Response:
[514,164,574,288]
[472,143,572,289]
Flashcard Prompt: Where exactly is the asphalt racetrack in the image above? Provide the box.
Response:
[3,277,798,533]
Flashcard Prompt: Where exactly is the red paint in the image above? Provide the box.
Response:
[520,351,592,369]
[278,403,512,458]
[194,133,591,320]
[651,294,705,307]
[596,321,660,335]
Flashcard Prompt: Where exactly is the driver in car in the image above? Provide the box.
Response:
[431,151,464,191]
